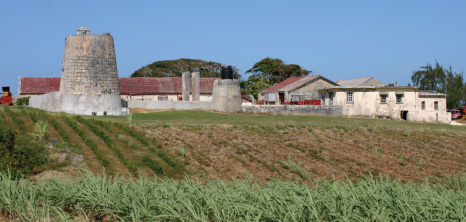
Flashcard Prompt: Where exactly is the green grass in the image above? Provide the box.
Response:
[124,110,466,134]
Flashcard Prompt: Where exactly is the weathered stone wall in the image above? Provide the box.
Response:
[60,34,120,95]
[288,78,336,101]
[242,105,342,116]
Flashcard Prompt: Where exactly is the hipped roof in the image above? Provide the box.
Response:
[260,75,337,94]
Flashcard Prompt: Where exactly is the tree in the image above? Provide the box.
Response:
[445,67,465,108]
[411,61,446,92]
[242,58,311,99]
[131,58,241,79]
[412,61,465,109]
[240,74,274,99]
[245,58,311,84]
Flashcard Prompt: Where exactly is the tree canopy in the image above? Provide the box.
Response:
[411,61,465,109]
[245,58,311,84]
[241,58,311,99]
[131,58,241,79]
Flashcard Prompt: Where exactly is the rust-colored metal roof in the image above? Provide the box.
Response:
[260,75,334,94]
[20,77,219,95]
[119,77,219,95]
[20,77,61,94]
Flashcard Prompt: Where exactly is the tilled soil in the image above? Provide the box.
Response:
[146,124,466,182]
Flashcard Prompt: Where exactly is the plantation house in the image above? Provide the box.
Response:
[318,85,450,123]
[18,77,218,102]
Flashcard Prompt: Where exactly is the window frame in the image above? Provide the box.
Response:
[434,101,438,110]
[346,92,353,103]
[158,96,168,101]
[380,94,388,104]
[396,94,403,104]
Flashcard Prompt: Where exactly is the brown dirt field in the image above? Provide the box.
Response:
[145,124,466,182]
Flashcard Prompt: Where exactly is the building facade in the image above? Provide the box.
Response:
[318,86,450,123]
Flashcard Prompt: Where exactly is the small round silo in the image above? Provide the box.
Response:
[60,26,120,95]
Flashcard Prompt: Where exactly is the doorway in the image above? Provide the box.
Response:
[279,92,285,105]
[400,110,408,120]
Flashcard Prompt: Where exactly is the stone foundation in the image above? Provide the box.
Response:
[241,105,342,116]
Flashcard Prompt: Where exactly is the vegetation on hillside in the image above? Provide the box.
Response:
[130,58,242,79]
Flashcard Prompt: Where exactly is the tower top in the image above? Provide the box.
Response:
[77,26,91,35]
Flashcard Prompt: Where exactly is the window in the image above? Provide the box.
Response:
[329,92,334,106]
[347,92,353,102]
[396,94,403,103]
[434,101,438,110]
[380,94,388,104]
[158,96,168,101]
[422,101,425,110]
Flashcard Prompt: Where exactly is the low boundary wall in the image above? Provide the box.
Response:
[128,100,211,111]
[241,105,342,116]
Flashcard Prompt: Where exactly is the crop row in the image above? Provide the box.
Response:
[62,116,110,168]
[76,117,138,176]
[142,156,163,174]
[115,122,150,146]
[3,107,26,134]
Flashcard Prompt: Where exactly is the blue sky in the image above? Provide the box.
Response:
[1,0,465,95]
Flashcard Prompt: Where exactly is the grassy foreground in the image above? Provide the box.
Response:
[1,171,465,221]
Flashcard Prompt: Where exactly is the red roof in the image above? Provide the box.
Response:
[20,77,61,94]
[20,77,219,95]
[119,77,218,95]
[260,75,336,94]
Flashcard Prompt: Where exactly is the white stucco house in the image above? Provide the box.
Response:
[318,85,450,123]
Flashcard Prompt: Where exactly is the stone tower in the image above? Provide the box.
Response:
[60,26,120,95]
[29,27,124,115]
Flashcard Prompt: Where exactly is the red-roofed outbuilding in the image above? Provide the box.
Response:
[19,77,219,102]
[258,75,338,104]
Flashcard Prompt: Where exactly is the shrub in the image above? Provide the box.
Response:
[9,136,48,175]
[33,119,48,141]
[0,125,15,153]
[15,97,29,106]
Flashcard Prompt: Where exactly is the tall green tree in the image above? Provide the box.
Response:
[445,66,465,108]
[245,58,311,84]
[412,61,465,108]
[242,58,311,99]
[411,61,446,92]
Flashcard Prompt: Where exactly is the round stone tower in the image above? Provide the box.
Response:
[60,26,120,95]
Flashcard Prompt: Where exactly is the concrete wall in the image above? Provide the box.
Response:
[242,105,342,116]
[128,100,211,111]
[120,94,212,102]
[30,92,124,115]
[211,79,242,112]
